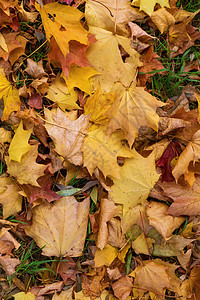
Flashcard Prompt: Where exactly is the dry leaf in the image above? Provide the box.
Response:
[112,276,133,300]
[6,144,46,186]
[44,108,90,165]
[146,201,185,240]
[25,196,90,257]
[109,150,160,215]
[106,83,164,146]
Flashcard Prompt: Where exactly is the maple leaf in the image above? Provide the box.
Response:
[63,65,98,95]
[84,86,115,125]
[109,150,160,215]
[132,0,170,16]
[156,141,180,182]
[173,130,200,181]
[158,177,200,216]
[0,68,21,121]
[0,176,22,219]
[112,276,133,300]
[6,144,46,186]
[86,26,142,92]
[85,0,144,34]
[83,125,134,178]
[35,2,89,56]
[106,83,164,146]
[48,34,96,78]
[8,120,32,163]
[23,174,61,204]
[25,196,90,257]
[13,292,35,300]
[46,75,79,111]
[146,201,185,240]
[130,260,171,295]
[44,108,90,165]
[151,8,175,33]
[0,255,20,276]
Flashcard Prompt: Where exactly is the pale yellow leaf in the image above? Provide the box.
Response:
[109,150,160,215]
[132,0,170,16]
[46,75,79,111]
[25,196,90,257]
[86,27,142,92]
[107,83,164,146]
[83,125,134,178]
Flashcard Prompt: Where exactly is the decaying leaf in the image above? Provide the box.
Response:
[25,196,90,257]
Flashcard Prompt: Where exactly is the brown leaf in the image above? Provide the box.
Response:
[25,58,47,79]
[146,201,185,239]
[112,276,133,300]
[151,8,175,33]
[97,198,121,250]
[25,196,90,257]
[0,255,20,276]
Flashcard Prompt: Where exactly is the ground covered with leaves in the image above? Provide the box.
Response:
[0,0,200,299]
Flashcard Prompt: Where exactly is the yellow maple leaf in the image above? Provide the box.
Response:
[84,86,115,125]
[0,68,21,121]
[109,150,160,215]
[46,75,79,111]
[62,65,98,95]
[106,83,164,146]
[6,144,46,186]
[8,121,32,163]
[0,175,22,219]
[25,196,90,257]
[132,0,170,16]
[35,2,89,56]
[13,292,35,300]
[86,26,142,92]
[83,125,134,178]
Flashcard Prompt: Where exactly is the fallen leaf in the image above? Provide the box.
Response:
[45,75,79,111]
[97,198,121,249]
[85,0,144,34]
[6,144,46,186]
[28,93,43,109]
[112,276,133,300]
[0,67,21,121]
[130,260,171,295]
[146,201,185,240]
[132,233,155,255]
[48,34,96,78]
[52,288,73,300]
[25,59,47,79]
[132,0,170,16]
[158,177,200,216]
[84,86,115,125]
[8,120,32,163]
[94,244,118,267]
[44,108,90,165]
[0,255,20,276]
[86,27,142,92]
[177,249,191,270]
[180,266,200,299]
[0,175,22,218]
[63,65,98,94]
[109,150,160,215]
[83,125,134,178]
[25,196,90,257]
[173,130,200,181]
[35,2,89,56]
[151,8,175,33]
[106,83,164,146]
[13,292,35,300]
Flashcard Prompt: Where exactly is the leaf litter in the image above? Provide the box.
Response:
[0,0,199,299]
